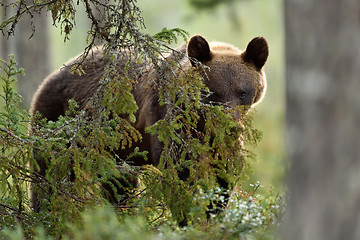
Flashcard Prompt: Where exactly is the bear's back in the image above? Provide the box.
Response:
[30,47,141,121]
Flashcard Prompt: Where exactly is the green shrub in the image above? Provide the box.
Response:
[1,184,283,240]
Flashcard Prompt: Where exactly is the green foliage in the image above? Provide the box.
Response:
[66,206,155,240]
[0,55,140,237]
[153,28,189,44]
[0,55,26,133]
[0,55,33,233]
[1,183,283,239]
[0,0,281,238]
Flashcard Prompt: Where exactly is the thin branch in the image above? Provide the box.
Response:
[0,0,58,36]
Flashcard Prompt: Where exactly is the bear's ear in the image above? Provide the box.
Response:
[242,37,269,70]
[187,35,212,67]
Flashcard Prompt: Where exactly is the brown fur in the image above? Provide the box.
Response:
[30,35,269,210]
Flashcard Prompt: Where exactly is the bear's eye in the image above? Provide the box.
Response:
[239,91,247,99]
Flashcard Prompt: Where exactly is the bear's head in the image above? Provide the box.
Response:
[187,35,268,111]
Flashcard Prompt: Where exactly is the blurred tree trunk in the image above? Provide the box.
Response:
[284,1,360,240]
[15,0,51,109]
[1,0,12,60]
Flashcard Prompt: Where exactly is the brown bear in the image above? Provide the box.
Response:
[29,35,268,215]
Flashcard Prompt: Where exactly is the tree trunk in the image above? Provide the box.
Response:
[1,0,12,60]
[15,0,51,109]
[284,1,360,239]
